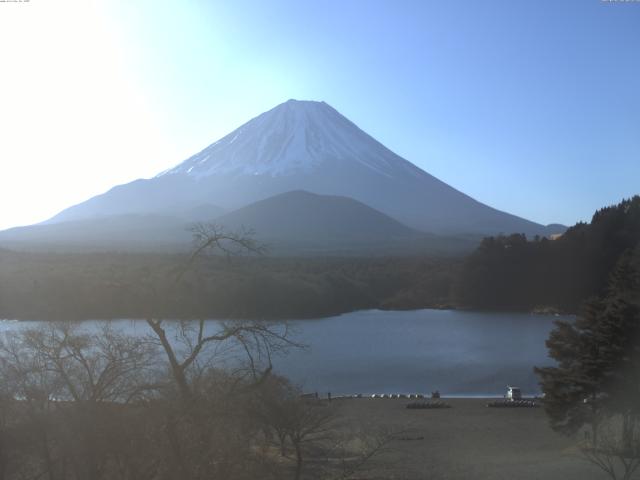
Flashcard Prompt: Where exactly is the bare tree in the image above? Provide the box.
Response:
[141,224,302,480]
[287,399,336,480]
[17,323,159,404]
[145,318,297,402]
[0,326,69,480]
[0,323,161,480]
[145,223,296,396]
[253,376,395,480]
[145,224,301,399]
[580,415,640,480]
[329,426,396,480]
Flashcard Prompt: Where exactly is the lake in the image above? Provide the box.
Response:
[0,309,569,397]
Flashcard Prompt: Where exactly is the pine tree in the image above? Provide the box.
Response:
[535,299,607,443]
[535,247,640,447]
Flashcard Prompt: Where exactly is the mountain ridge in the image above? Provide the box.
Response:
[0,190,478,255]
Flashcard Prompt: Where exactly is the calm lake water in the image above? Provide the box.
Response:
[0,309,569,397]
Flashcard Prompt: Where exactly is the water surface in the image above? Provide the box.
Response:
[0,309,569,397]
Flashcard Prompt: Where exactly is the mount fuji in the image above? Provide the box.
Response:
[2,99,563,251]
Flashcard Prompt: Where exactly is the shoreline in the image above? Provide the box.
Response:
[330,394,540,399]
[0,305,576,323]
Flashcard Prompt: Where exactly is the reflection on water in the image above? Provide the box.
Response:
[0,309,570,396]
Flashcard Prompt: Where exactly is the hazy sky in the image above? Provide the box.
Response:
[1,0,638,230]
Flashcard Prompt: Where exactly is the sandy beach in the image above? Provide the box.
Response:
[335,397,603,480]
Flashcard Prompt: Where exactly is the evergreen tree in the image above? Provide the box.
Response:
[535,248,640,447]
[535,299,608,443]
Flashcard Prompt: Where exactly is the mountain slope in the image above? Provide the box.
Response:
[0,191,477,255]
[0,214,194,251]
[46,99,561,237]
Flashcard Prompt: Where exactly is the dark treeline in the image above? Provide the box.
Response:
[455,196,640,312]
[0,251,459,321]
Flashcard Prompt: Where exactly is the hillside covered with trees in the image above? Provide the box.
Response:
[455,196,640,312]
[0,251,458,321]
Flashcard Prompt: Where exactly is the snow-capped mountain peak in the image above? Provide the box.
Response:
[41,99,559,239]
[158,99,421,179]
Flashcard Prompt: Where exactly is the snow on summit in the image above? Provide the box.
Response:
[158,99,422,179]
[43,99,556,237]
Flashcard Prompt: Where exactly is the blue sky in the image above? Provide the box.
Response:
[0,0,638,229]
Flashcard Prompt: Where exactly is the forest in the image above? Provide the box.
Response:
[455,196,640,312]
[0,249,458,321]
[0,196,638,321]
